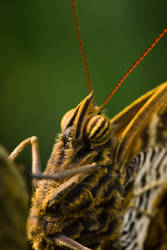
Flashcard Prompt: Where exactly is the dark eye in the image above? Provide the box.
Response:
[85,115,111,146]
[63,126,72,143]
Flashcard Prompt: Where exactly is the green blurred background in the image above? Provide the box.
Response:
[0,0,166,170]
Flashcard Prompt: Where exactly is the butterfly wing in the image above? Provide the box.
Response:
[110,85,160,138]
[111,81,167,166]
[121,147,167,250]
[110,82,167,249]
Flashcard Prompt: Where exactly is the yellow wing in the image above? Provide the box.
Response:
[110,81,167,166]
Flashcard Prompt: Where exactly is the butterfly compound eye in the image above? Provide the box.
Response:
[85,115,112,146]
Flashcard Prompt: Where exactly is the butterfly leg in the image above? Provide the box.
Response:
[9,136,41,187]
[37,167,106,249]
[53,234,92,250]
[28,166,101,250]
[41,168,96,212]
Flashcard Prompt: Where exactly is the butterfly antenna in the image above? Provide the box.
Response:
[99,28,167,110]
[72,0,92,93]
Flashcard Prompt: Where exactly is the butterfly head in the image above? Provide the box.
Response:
[61,92,112,148]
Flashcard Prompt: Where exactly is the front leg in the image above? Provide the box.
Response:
[32,165,116,249]
[41,165,108,214]
[42,172,95,214]
[9,136,41,188]
[53,234,91,250]
[29,172,97,250]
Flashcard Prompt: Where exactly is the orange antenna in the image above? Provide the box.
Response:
[72,0,92,93]
[99,28,167,110]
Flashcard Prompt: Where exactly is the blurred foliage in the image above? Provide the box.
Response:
[0,0,167,170]
[0,146,28,250]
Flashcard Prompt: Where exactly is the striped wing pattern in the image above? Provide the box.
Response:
[121,147,167,250]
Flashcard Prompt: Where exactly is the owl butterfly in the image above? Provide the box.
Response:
[9,0,167,249]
